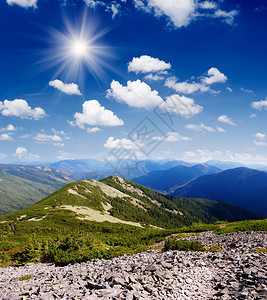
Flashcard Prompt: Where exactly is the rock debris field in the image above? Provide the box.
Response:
[0,231,266,300]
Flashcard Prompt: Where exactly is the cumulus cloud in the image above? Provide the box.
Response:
[104,137,142,150]
[0,124,16,132]
[33,133,63,143]
[218,115,236,126]
[185,123,215,132]
[0,99,46,120]
[152,131,191,142]
[250,113,257,118]
[107,79,164,109]
[6,0,37,8]
[134,0,238,28]
[202,68,227,85]
[165,76,209,94]
[144,73,165,81]
[251,97,267,111]
[14,146,40,161]
[87,127,101,133]
[164,94,203,118]
[49,79,82,96]
[216,126,225,133]
[70,100,124,129]
[141,0,196,28]
[0,134,13,141]
[165,67,226,95]
[14,146,28,159]
[255,132,266,140]
[199,1,217,10]
[128,55,171,74]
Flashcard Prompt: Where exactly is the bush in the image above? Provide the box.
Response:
[164,239,205,251]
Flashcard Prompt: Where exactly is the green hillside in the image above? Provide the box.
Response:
[0,164,77,216]
[0,176,259,266]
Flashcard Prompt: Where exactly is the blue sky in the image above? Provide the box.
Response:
[0,0,267,165]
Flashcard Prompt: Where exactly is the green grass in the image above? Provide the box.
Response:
[0,175,266,267]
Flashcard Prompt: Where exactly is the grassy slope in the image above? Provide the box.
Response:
[0,176,263,266]
[0,166,77,216]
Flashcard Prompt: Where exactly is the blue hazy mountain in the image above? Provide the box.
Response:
[171,167,267,217]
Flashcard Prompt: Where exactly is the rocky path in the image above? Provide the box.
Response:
[0,231,266,300]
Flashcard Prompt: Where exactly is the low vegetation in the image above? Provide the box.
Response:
[0,176,266,267]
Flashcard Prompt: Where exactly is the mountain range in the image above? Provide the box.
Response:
[132,164,221,193]
[0,164,77,216]
[171,167,267,218]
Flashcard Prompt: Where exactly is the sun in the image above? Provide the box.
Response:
[71,40,89,58]
[42,9,115,81]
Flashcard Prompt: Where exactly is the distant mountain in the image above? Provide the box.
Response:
[171,167,267,218]
[205,160,245,170]
[132,164,221,193]
[49,159,107,175]
[48,159,192,180]
[0,164,77,216]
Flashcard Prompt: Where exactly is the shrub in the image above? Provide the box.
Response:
[164,239,205,251]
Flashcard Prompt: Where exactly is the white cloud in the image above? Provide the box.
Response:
[202,67,227,85]
[108,3,121,18]
[185,123,215,132]
[83,0,103,8]
[107,79,164,109]
[87,127,101,133]
[216,126,225,133]
[218,115,236,126]
[14,147,28,159]
[240,87,254,95]
[145,0,196,28]
[33,133,63,143]
[227,87,232,93]
[250,113,257,118]
[152,131,191,142]
[0,99,46,120]
[70,100,124,129]
[56,150,76,161]
[165,67,226,95]
[183,149,267,165]
[7,0,37,8]
[104,137,142,150]
[165,76,209,94]
[0,153,7,160]
[213,9,238,25]
[164,94,203,118]
[134,0,237,28]
[0,134,13,141]
[0,124,16,132]
[144,73,165,81]
[253,141,267,147]
[49,79,82,96]
[251,97,267,110]
[199,1,217,10]
[14,147,40,161]
[128,55,171,74]
[255,132,266,140]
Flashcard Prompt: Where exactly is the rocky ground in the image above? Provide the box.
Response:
[0,231,266,300]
